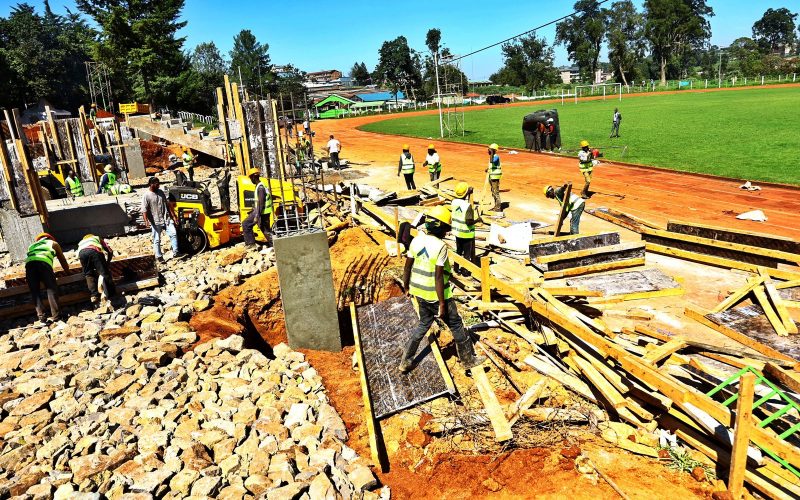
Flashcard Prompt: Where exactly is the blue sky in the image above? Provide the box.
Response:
[3,0,799,80]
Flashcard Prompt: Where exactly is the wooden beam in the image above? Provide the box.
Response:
[427,334,456,395]
[349,303,389,471]
[553,182,572,237]
[524,355,597,403]
[468,300,522,312]
[775,279,800,290]
[535,242,644,265]
[762,363,800,395]
[0,129,19,211]
[571,354,626,409]
[588,286,684,304]
[535,288,614,337]
[752,285,789,337]
[469,365,513,442]
[230,82,251,172]
[540,286,603,297]
[543,257,645,280]
[45,106,62,157]
[712,277,763,314]
[759,270,798,334]
[728,372,755,499]
[642,338,688,364]
[507,379,548,425]
[15,139,48,224]
[480,256,491,302]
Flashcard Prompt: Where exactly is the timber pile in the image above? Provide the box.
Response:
[529,232,646,279]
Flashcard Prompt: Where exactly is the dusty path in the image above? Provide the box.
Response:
[314,84,800,240]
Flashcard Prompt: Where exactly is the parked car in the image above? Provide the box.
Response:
[486,95,511,105]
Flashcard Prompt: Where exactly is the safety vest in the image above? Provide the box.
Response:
[556,192,585,213]
[426,154,442,174]
[409,234,452,302]
[255,182,274,215]
[450,198,475,239]
[25,239,56,267]
[103,172,117,191]
[400,153,415,174]
[182,153,193,169]
[78,235,102,253]
[578,150,593,173]
[65,176,83,197]
[488,155,502,180]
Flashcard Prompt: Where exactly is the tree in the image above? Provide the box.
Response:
[373,36,422,103]
[643,0,714,85]
[350,62,371,85]
[727,37,764,76]
[556,0,606,81]
[490,34,560,92]
[77,0,187,106]
[229,29,273,92]
[176,42,227,113]
[604,0,645,86]
[752,8,797,54]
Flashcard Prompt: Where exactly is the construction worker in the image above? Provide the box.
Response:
[142,176,181,263]
[610,108,622,138]
[107,182,132,195]
[422,144,442,182]
[98,165,117,194]
[546,118,556,151]
[451,181,476,275]
[64,170,84,198]
[487,143,502,212]
[182,149,195,182]
[89,103,97,125]
[25,233,69,323]
[397,144,416,190]
[78,233,116,306]
[534,122,545,152]
[544,184,585,235]
[578,140,594,198]
[399,206,485,373]
[326,135,341,170]
[242,167,273,248]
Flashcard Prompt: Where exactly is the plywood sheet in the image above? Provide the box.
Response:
[356,296,451,419]
[566,268,680,295]
[707,305,800,361]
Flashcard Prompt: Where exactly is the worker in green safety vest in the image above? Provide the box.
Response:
[25,232,70,323]
[397,144,416,190]
[99,165,117,194]
[544,184,585,235]
[399,206,485,373]
[78,233,117,305]
[451,181,477,276]
[422,144,442,182]
[107,183,132,196]
[242,167,273,248]
[64,170,84,198]
[182,149,195,182]
[487,143,502,212]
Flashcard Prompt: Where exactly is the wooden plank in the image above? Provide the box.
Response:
[668,220,800,255]
[45,105,63,157]
[588,287,684,304]
[0,128,19,211]
[535,288,614,337]
[712,277,763,314]
[762,363,800,395]
[16,139,48,224]
[728,372,755,499]
[775,279,800,290]
[536,242,644,265]
[684,305,796,364]
[531,231,604,245]
[642,338,688,364]
[645,242,800,281]
[541,287,603,297]
[428,335,457,395]
[231,82,251,172]
[759,270,798,334]
[468,301,521,312]
[571,355,626,409]
[524,355,597,403]
[481,256,491,303]
[507,379,548,426]
[543,257,645,279]
[469,365,513,442]
[553,182,572,237]
[752,285,789,337]
[349,303,388,471]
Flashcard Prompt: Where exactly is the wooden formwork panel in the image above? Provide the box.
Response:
[529,232,620,259]
[667,221,800,255]
[642,233,779,268]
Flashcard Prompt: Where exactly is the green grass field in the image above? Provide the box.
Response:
[359,87,800,184]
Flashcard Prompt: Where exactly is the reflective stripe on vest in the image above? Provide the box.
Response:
[25,239,56,267]
[255,182,274,215]
[557,192,584,212]
[108,184,122,195]
[450,198,475,239]
[182,153,193,168]
[78,235,102,253]
[104,172,117,191]
[400,154,415,173]
[65,176,83,196]
[409,235,452,302]
[488,156,502,180]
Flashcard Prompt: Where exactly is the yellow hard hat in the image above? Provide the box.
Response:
[104,165,113,173]
[543,185,552,196]
[426,205,451,226]
[81,234,96,240]
[428,144,435,149]
[402,144,409,150]
[455,181,470,198]
[247,167,260,177]
[35,232,54,241]
[489,143,499,150]
[580,140,589,148]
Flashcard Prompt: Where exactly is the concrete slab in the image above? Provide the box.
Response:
[0,210,44,262]
[274,230,341,351]
[45,193,139,246]
[124,140,146,179]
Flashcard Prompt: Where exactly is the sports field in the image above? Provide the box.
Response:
[359,87,800,185]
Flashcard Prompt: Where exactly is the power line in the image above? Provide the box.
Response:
[448,0,612,64]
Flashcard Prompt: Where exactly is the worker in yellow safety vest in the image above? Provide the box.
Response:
[99,165,117,193]
[487,143,502,211]
[397,144,416,190]
[577,140,596,198]
[78,234,117,305]
[422,144,442,182]
[451,181,477,276]
[242,167,273,248]
[399,206,485,373]
[64,170,84,197]
[182,149,195,181]
[25,233,70,323]
[544,184,585,235]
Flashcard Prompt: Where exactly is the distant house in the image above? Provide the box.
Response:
[307,70,343,84]
[354,91,405,102]
[313,94,354,119]
[559,66,614,84]
[20,99,70,125]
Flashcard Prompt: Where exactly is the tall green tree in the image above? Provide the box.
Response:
[229,29,273,92]
[76,0,187,107]
[556,0,606,81]
[752,8,798,54]
[490,34,560,92]
[350,62,371,85]
[176,42,227,113]
[728,37,764,76]
[604,0,645,86]
[643,0,714,84]
[373,36,422,103]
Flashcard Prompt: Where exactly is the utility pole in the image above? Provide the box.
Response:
[434,50,444,138]
[718,48,722,88]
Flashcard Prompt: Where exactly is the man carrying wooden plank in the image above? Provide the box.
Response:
[399,206,485,373]
[25,233,70,324]
[544,184,585,234]
[451,181,477,275]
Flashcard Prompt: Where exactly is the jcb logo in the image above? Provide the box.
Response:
[180,193,199,201]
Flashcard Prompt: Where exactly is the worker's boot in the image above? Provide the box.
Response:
[581,182,591,199]
[456,340,486,369]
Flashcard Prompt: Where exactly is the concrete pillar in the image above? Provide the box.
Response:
[274,230,341,351]
[0,209,44,263]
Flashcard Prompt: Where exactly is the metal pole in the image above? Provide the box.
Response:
[718,49,722,88]
[434,50,443,138]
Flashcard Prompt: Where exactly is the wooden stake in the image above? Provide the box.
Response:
[712,277,763,314]
[469,365,513,442]
[481,256,491,302]
[752,285,788,336]
[394,206,400,258]
[0,130,19,211]
[759,269,798,334]
[45,105,63,157]
[728,372,756,499]
[553,182,572,237]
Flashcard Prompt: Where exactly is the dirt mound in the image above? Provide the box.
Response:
[141,140,184,173]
